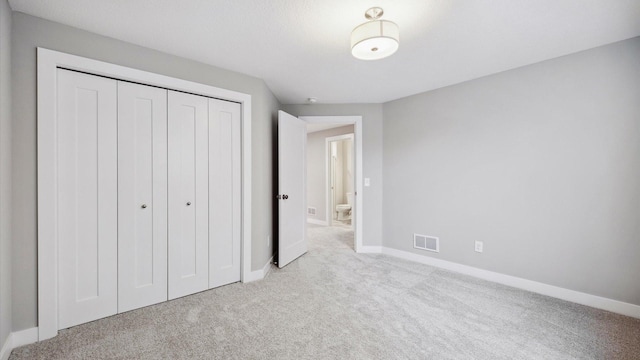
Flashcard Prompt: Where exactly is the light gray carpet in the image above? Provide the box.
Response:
[11,225,640,359]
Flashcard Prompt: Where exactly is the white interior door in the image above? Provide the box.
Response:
[168,90,209,300]
[208,99,242,288]
[117,81,168,313]
[57,69,118,329]
[277,111,307,268]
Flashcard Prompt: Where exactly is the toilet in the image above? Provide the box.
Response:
[336,192,353,221]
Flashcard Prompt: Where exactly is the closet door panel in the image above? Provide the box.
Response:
[117,82,168,313]
[209,99,242,288]
[168,90,209,300]
[57,69,118,329]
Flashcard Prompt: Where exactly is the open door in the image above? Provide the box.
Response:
[277,111,307,268]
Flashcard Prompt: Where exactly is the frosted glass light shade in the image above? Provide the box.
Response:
[351,20,399,60]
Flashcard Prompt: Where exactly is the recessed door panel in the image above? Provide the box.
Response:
[117,81,168,313]
[57,69,118,329]
[168,90,209,300]
[208,99,241,288]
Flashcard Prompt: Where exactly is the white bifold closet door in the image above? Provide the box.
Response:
[57,69,118,329]
[117,82,168,313]
[55,69,242,327]
[208,99,241,288]
[168,90,210,300]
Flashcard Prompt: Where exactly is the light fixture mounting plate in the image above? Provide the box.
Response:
[364,7,384,20]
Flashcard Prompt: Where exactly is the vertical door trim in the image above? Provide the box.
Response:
[37,48,253,341]
[300,116,363,252]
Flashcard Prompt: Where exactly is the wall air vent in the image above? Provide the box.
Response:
[307,207,316,216]
[414,234,439,253]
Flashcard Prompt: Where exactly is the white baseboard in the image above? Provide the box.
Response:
[262,256,274,278]
[12,328,38,348]
[0,327,39,360]
[307,218,327,226]
[244,269,263,283]
[244,255,274,283]
[357,246,382,253]
[0,334,11,360]
[379,247,640,319]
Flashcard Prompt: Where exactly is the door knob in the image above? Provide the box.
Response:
[186,202,192,206]
[283,194,289,200]
[141,204,147,209]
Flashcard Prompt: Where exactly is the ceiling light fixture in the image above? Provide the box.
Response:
[351,7,399,60]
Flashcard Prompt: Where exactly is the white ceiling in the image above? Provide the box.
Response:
[9,0,640,104]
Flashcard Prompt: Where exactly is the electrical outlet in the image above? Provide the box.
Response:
[475,241,483,253]
[267,235,271,247]
[364,178,371,187]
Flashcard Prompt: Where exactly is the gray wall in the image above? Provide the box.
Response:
[0,0,12,348]
[11,12,279,331]
[282,104,384,247]
[306,126,354,223]
[383,37,640,305]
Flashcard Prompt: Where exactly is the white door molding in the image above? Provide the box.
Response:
[37,48,252,341]
[300,116,363,252]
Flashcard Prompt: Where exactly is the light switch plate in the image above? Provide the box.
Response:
[364,178,370,186]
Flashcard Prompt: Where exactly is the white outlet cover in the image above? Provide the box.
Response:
[364,178,370,187]
[475,241,483,253]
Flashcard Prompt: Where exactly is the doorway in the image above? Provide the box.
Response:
[301,116,363,252]
[326,133,354,228]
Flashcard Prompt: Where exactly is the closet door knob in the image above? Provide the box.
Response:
[141,204,147,209]
[186,202,192,206]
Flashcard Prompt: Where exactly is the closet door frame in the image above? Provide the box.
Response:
[37,48,253,341]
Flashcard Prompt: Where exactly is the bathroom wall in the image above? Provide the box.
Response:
[331,141,344,209]
[342,138,354,204]
[331,138,355,212]
[306,125,354,223]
